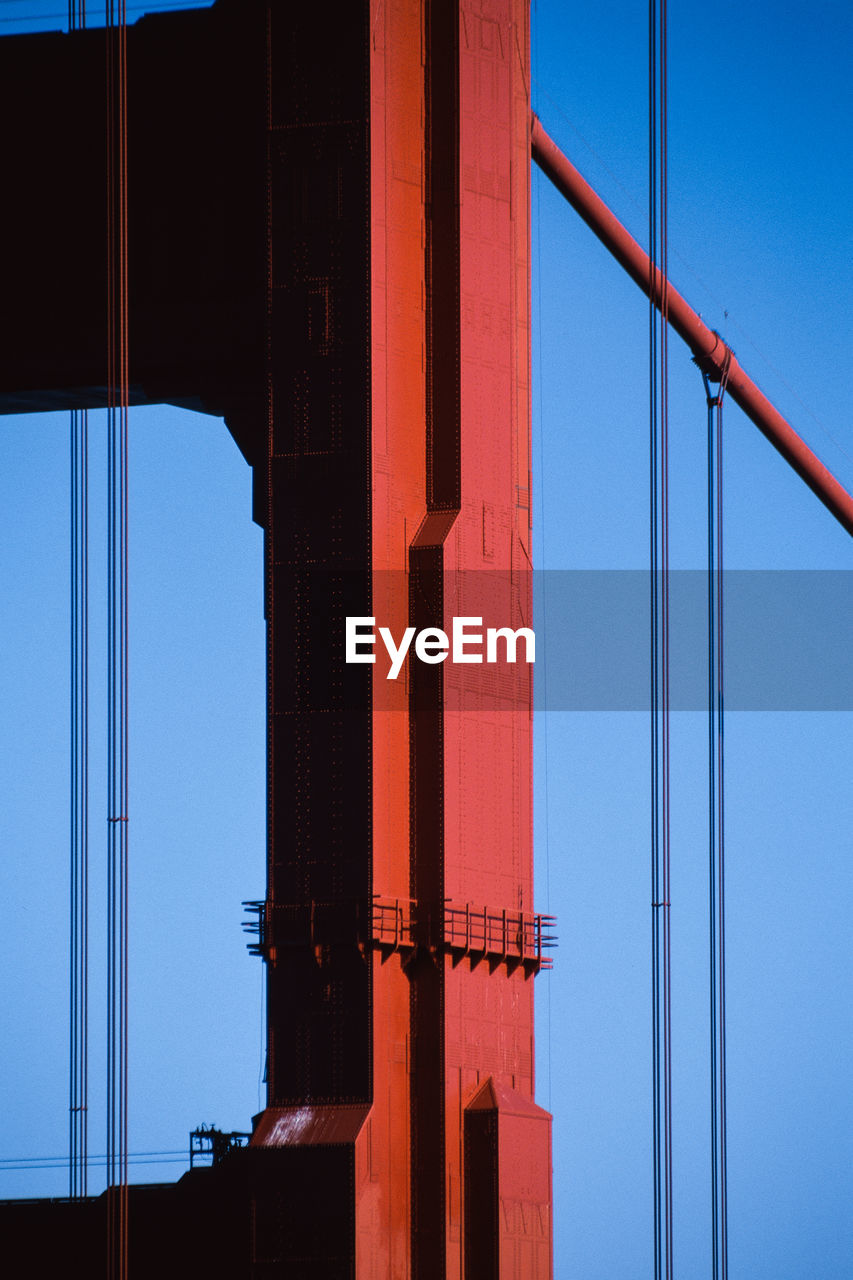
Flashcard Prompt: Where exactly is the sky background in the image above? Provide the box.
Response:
[1,2,851,1277]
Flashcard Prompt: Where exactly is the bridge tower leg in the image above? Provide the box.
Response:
[249,2,552,1275]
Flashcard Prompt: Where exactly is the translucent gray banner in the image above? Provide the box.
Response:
[533,571,853,710]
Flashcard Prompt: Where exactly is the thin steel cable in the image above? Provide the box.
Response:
[659,5,673,1269]
[70,413,78,1195]
[648,0,661,1264]
[716,391,728,1280]
[263,0,275,1105]
[70,407,90,1199]
[706,378,719,1280]
[119,10,130,1271]
[70,410,77,1196]
[649,2,672,1275]
[68,0,89,1208]
[0,1152,184,1172]
[105,2,129,1274]
[1,1152,189,1178]
[703,362,730,1280]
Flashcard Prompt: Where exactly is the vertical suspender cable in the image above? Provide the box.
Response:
[649,1,672,1275]
[70,406,89,1198]
[660,6,673,1268]
[263,0,275,1105]
[106,0,114,1223]
[648,0,661,1259]
[120,7,130,1270]
[69,0,89,1205]
[703,362,730,1280]
[106,1,129,1274]
[70,404,89,1199]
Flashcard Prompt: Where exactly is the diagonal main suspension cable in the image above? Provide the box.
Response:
[529,117,853,539]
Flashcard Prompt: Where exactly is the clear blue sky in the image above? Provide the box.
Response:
[1,3,851,1277]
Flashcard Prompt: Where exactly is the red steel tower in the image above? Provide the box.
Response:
[249,1,552,1274]
[0,2,552,1274]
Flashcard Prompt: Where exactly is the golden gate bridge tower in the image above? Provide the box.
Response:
[0,1,554,1274]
